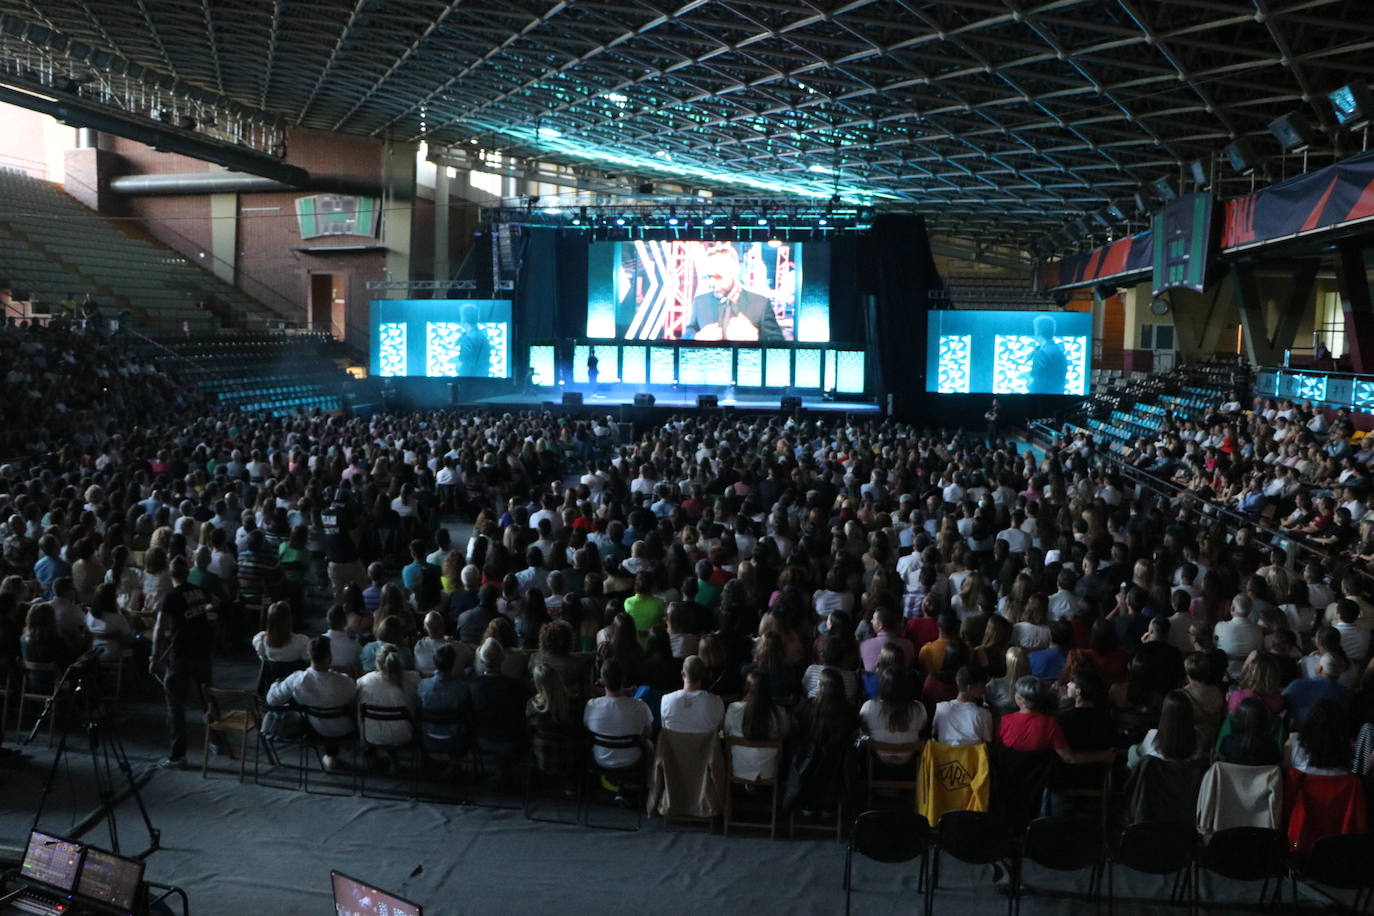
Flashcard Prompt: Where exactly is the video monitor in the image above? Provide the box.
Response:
[370,299,511,378]
[926,309,1090,395]
[77,846,145,913]
[21,830,83,893]
[332,870,423,916]
[587,240,830,342]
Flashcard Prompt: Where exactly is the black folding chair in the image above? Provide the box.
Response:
[298,703,357,796]
[357,703,420,800]
[933,810,1018,916]
[843,809,932,916]
[1108,821,1197,916]
[1195,826,1287,911]
[1290,833,1374,914]
[1017,815,1104,916]
[524,720,585,825]
[578,731,650,831]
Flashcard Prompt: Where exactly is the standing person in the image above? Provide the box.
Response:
[456,304,492,378]
[150,556,216,769]
[985,398,1000,445]
[1027,314,1068,394]
[587,351,599,388]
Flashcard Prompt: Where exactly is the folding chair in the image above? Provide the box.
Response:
[200,686,260,782]
[723,737,783,838]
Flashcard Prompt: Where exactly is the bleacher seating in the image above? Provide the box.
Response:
[0,169,287,334]
[128,331,349,418]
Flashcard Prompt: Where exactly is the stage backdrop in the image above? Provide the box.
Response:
[370,299,512,378]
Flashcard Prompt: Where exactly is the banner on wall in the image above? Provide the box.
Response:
[1036,229,1153,291]
[1223,148,1374,250]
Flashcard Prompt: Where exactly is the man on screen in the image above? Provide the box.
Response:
[457,304,491,377]
[685,245,784,342]
[1028,314,1068,394]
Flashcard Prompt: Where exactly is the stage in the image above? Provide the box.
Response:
[472,387,881,414]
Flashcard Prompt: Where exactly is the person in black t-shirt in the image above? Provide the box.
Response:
[151,556,216,768]
[322,495,365,602]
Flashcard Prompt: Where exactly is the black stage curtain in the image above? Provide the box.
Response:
[858,214,944,418]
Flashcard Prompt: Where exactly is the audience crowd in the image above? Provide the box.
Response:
[3,328,1374,850]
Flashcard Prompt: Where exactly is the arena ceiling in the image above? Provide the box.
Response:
[2,0,1373,250]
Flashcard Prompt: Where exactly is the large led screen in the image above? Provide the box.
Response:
[926,310,1090,395]
[587,240,830,343]
[370,299,511,378]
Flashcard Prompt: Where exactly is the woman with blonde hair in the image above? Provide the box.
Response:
[986,646,1030,714]
[356,644,420,753]
[1226,650,1284,715]
[138,546,172,618]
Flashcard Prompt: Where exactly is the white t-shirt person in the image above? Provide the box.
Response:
[584,693,654,768]
[660,659,725,734]
[932,698,994,746]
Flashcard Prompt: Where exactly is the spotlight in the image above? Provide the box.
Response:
[817,217,828,226]
[1223,138,1259,175]
[1105,201,1126,222]
[667,216,679,226]
[1330,79,1373,130]
[1269,111,1317,153]
[703,217,715,226]
[756,217,768,226]
[614,217,626,227]
[1188,158,1208,188]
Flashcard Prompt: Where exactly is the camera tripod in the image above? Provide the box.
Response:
[24,652,161,859]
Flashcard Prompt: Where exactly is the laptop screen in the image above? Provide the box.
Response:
[20,830,83,893]
[331,871,422,916]
[76,847,145,912]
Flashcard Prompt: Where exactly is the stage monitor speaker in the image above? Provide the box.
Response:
[697,394,718,409]
[562,392,583,407]
[781,396,802,412]
[634,393,655,407]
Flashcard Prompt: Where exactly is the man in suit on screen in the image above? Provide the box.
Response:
[1028,314,1068,394]
[684,245,785,342]
[457,304,491,377]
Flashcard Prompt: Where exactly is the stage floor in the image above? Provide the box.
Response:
[473,389,880,413]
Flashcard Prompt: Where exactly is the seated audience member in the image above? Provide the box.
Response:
[266,636,357,769]
[20,602,72,692]
[860,605,915,672]
[1216,696,1282,766]
[1333,598,1372,667]
[917,612,960,677]
[49,578,86,647]
[1226,650,1285,716]
[661,655,725,734]
[723,670,789,781]
[1029,620,1073,681]
[802,634,861,702]
[469,639,528,769]
[359,615,417,673]
[1214,597,1264,680]
[458,584,501,645]
[1182,651,1226,753]
[987,646,1030,714]
[999,677,1116,765]
[324,604,361,671]
[85,582,133,661]
[417,643,473,755]
[355,644,420,757]
[252,600,309,663]
[788,668,857,817]
[1285,699,1353,775]
[933,665,993,746]
[529,618,589,693]
[1128,689,1198,767]
[1057,668,1116,758]
[526,663,583,777]
[860,667,926,765]
[1282,652,1353,723]
[583,659,654,769]
[414,610,461,676]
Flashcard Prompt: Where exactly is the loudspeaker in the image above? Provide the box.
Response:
[634,393,655,407]
[562,392,583,407]
[780,396,802,412]
[697,394,718,409]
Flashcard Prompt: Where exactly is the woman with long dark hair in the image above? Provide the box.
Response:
[724,670,788,781]
[1129,689,1197,767]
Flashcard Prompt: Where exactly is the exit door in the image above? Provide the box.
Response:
[309,272,345,339]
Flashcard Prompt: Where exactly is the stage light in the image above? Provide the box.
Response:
[767,238,782,247]
[1151,177,1177,202]
[756,217,768,226]
[818,217,829,226]
[1188,158,1208,188]
[571,217,582,225]
[1223,138,1259,175]
[1269,111,1317,152]
[1330,80,1373,130]
[614,217,626,227]
[667,216,679,226]
[703,217,715,226]
[1105,201,1126,221]
[1132,190,1149,214]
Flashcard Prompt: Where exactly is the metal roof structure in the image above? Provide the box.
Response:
[1,0,1372,250]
